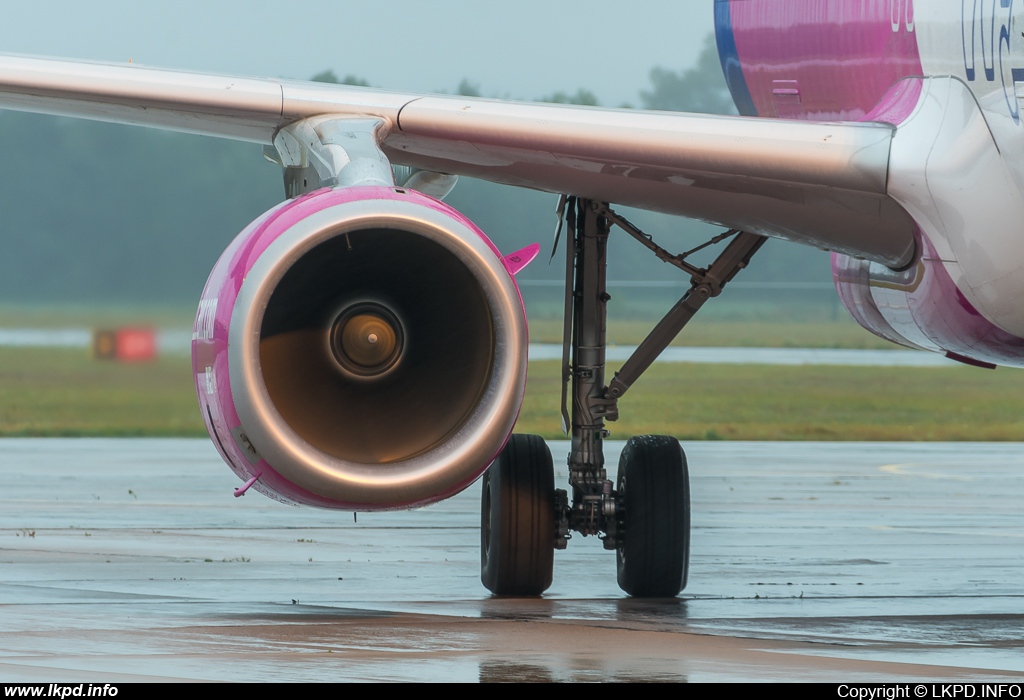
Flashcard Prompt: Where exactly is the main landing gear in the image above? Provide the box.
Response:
[481,198,766,597]
[481,434,556,596]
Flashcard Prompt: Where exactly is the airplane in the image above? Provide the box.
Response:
[1,0,1021,599]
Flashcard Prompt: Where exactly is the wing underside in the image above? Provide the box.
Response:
[0,54,916,268]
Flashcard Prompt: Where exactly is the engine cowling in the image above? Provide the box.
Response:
[191,186,529,510]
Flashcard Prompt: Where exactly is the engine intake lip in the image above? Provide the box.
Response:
[227,189,527,509]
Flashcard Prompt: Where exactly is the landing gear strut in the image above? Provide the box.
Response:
[481,198,765,597]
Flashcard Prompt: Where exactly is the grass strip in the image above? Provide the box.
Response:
[0,348,1021,441]
[527,318,898,349]
[520,361,1024,441]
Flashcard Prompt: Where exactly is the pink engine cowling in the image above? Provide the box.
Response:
[191,186,529,510]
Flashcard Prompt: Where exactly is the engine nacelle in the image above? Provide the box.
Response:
[192,186,529,510]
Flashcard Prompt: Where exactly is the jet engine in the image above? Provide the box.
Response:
[191,185,530,510]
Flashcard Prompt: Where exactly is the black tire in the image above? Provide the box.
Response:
[616,435,690,597]
[481,434,556,596]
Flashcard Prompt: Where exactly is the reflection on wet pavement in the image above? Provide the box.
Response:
[0,439,1021,681]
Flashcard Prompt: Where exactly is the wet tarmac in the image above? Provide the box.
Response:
[1,439,1021,682]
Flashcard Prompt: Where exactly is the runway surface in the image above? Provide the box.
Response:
[1,439,1022,682]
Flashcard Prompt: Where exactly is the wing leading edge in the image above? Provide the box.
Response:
[0,54,916,268]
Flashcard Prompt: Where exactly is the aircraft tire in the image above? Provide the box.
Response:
[616,435,689,597]
[480,434,556,596]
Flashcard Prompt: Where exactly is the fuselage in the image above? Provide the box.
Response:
[716,0,1024,366]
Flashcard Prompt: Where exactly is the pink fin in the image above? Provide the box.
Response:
[234,474,261,497]
[502,243,540,276]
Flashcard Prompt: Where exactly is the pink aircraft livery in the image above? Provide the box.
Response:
[0,0,1019,597]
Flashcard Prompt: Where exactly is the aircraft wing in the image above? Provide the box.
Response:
[0,54,916,268]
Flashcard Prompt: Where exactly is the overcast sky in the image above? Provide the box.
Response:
[0,1,715,106]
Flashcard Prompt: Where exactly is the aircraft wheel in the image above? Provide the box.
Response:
[481,434,556,596]
[616,435,689,597]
